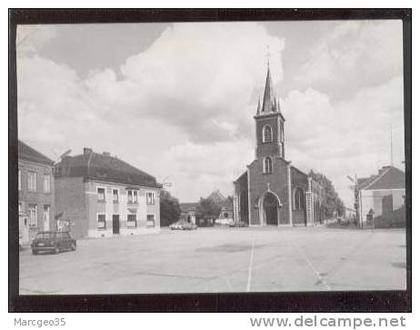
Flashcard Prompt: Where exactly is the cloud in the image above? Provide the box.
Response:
[17,21,404,204]
[85,22,285,143]
[157,140,254,200]
[17,25,58,57]
[283,75,404,206]
[294,20,403,99]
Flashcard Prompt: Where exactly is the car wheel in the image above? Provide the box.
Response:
[70,243,76,251]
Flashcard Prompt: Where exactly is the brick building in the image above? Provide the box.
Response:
[54,148,162,238]
[233,65,324,226]
[18,140,55,245]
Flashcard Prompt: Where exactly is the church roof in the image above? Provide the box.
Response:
[261,65,275,113]
[258,64,283,116]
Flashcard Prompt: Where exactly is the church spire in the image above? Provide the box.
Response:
[261,63,277,113]
[256,96,261,115]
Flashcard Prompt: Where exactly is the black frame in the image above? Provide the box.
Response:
[9,8,412,312]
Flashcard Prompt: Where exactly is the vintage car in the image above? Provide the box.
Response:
[31,231,76,255]
[169,220,198,231]
[229,221,248,228]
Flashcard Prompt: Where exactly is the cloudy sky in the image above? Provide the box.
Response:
[16,20,405,206]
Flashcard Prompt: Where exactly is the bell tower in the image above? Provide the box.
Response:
[254,64,285,159]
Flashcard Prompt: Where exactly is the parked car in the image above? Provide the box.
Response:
[229,221,248,228]
[169,221,198,231]
[31,231,76,255]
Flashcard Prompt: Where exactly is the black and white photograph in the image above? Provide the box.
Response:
[8,8,411,313]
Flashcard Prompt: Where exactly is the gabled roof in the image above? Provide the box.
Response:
[360,166,405,190]
[207,190,225,204]
[220,197,233,210]
[55,149,161,188]
[18,140,54,165]
[180,202,198,212]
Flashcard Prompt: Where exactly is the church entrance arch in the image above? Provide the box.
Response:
[262,192,280,225]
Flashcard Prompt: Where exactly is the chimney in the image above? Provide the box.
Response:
[83,147,93,155]
[102,152,111,157]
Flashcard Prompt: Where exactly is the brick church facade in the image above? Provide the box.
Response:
[233,65,324,226]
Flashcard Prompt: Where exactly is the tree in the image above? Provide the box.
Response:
[196,197,221,220]
[159,190,181,226]
[309,169,345,218]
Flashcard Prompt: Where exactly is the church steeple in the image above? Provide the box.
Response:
[261,64,277,114]
[254,61,286,160]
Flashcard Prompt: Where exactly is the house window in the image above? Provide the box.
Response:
[127,214,137,228]
[146,214,155,227]
[43,174,51,193]
[97,214,106,229]
[128,190,138,203]
[18,201,23,213]
[113,189,119,203]
[262,125,273,143]
[97,187,106,201]
[28,171,37,192]
[294,188,305,210]
[263,157,273,174]
[28,204,37,227]
[18,169,21,191]
[146,192,155,205]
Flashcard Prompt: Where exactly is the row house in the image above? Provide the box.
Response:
[18,140,55,245]
[54,148,162,239]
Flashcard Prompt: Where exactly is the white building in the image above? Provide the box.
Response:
[357,166,405,227]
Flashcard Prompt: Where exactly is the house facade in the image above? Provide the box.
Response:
[180,202,198,224]
[18,140,55,245]
[54,148,161,238]
[233,65,324,227]
[357,165,405,228]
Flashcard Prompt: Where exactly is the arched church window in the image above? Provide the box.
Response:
[262,125,273,143]
[294,188,305,210]
[263,157,273,174]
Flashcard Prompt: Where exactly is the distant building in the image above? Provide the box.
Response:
[216,197,234,225]
[179,202,198,224]
[207,190,234,225]
[233,64,324,226]
[18,140,55,245]
[356,165,405,228]
[179,190,234,226]
[54,148,162,238]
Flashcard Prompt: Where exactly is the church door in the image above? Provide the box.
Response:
[263,192,279,225]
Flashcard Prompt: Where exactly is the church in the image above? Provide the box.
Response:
[233,65,324,226]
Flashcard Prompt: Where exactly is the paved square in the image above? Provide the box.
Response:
[19,227,406,294]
